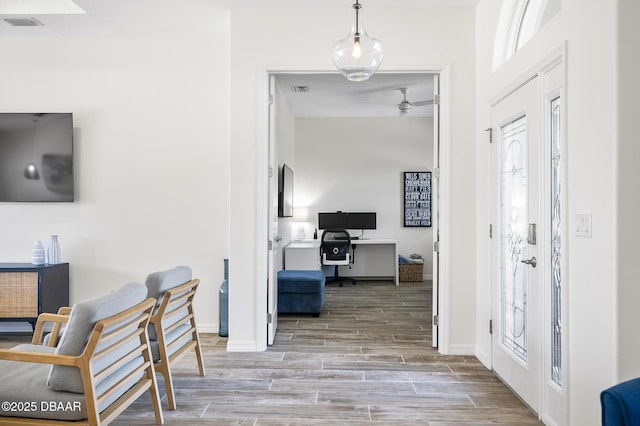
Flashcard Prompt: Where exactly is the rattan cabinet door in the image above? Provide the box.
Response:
[0,272,38,317]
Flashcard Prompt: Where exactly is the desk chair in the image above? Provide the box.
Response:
[320,229,355,286]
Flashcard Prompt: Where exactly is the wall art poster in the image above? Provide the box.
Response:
[404,171,431,227]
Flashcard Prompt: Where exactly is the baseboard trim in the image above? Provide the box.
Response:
[474,348,490,368]
[197,323,218,334]
[447,344,475,355]
[226,339,264,352]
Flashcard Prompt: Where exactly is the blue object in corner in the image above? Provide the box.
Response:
[219,259,229,337]
[219,279,228,337]
[601,377,640,425]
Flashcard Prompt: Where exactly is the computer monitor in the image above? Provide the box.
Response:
[347,212,376,230]
[318,212,348,229]
[318,211,376,230]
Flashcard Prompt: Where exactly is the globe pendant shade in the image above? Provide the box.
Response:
[332,27,383,82]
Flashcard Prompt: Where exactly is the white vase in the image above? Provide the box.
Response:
[48,235,61,264]
[32,241,45,265]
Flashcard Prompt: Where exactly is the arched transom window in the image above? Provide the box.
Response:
[493,0,562,69]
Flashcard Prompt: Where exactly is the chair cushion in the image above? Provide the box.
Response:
[0,344,87,421]
[47,282,148,393]
[144,266,192,340]
[145,266,192,301]
[278,270,325,294]
[149,324,193,362]
[0,343,142,421]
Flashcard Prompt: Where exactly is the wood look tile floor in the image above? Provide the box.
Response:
[2,280,541,425]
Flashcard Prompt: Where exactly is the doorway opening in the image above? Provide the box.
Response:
[263,70,447,351]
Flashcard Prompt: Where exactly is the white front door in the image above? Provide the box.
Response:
[491,76,541,411]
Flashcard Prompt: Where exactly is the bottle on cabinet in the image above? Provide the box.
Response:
[48,235,61,264]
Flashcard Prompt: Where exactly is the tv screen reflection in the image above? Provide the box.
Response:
[0,113,74,202]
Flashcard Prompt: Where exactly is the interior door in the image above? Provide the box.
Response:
[431,74,440,348]
[491,76,540,412]
[267,74,279,345]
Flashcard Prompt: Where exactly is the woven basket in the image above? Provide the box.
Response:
[399,263,423,282]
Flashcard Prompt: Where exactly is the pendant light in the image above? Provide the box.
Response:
[332,0,383,82]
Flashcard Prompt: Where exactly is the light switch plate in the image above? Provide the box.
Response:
[575,213,592,237]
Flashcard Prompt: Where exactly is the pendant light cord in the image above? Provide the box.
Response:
[353,0,361,37]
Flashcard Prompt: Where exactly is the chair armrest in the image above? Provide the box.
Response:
[31,313,70,346]
[57,306,72,315]
[0,348,77,367]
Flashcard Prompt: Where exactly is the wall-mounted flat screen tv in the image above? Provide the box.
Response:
[0,113,74,202]
[278,164,293,217]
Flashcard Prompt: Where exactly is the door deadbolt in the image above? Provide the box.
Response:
[521,257,537,268]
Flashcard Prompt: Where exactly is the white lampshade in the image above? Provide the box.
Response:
[293,206,309,221]
[332,1,383,82]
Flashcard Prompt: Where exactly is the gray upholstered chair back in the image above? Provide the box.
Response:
[48,282,148,394]
[145,265,192,340]
[144,265,205,410]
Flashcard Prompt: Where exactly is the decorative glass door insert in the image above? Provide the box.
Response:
[500,115,528,362]
[550,96,562,385]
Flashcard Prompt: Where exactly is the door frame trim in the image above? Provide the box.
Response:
[255,65,453,353]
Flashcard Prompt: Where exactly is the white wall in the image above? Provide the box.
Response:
[0,14,231,332]
[475,0,633,424]
[294,117,433,278]
[228,2,476,352]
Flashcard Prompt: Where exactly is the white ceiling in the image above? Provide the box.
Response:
[276,72,435,118]
[0,0,472,117]
[0,0,229,37]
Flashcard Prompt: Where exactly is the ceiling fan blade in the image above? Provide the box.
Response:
[413,100,434,107]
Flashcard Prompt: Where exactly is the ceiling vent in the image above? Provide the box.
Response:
[4,18,43,27]
[290,86,310,94]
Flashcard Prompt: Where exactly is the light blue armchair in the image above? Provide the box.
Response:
[0,282,164,425]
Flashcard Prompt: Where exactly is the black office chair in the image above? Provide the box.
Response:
[320,229,355,286]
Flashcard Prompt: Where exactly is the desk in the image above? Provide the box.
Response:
[284,239,399,285]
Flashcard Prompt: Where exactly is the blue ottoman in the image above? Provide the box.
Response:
[278,270,325,317]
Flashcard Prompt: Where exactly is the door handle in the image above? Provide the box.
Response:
[521,257,537,268]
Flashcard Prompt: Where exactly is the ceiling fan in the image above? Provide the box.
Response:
[397,87,433,116]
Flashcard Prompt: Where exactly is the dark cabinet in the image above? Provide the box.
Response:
[0,263,69,326]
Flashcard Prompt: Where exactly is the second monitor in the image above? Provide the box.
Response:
[318,211,376,230]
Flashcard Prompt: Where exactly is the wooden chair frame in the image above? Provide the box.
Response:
[0,298,164,426]
[149,278,205,410]
[31,306,72,348]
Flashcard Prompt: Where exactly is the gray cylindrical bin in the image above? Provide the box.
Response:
[219,258,229,337]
